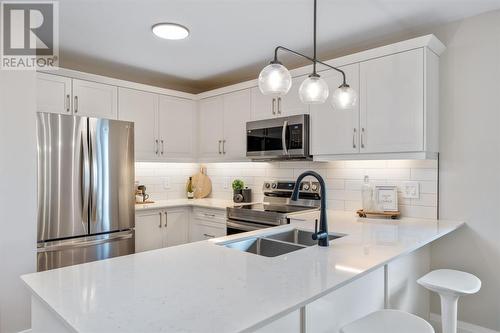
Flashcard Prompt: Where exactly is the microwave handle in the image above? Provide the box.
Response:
[282,120,289,155]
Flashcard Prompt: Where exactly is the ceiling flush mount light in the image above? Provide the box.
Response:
[258,0,357,109]
[152,23,190,40]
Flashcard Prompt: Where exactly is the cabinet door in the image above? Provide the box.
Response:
[118,88,159,161]
[251,87,276,120]
[36,73,72,114]
[198,96,224,159]
[190,220,226,242]
[360,48,424,153]
[135,210,164,252]
[311,64,360,155]
[279,75,309,117]
[222,89,251,159]
[165,208,189,247]
[158,96,196,159]
[72,79,118,119]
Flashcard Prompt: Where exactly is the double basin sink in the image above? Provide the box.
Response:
[220,229,343,257]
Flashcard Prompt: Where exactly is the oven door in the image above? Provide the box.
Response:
[226,220,274,235]
[246,114,310,159]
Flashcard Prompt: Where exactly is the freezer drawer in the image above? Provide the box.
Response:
[37,230,134,271]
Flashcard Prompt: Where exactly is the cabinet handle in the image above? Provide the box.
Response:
[361,128,365,149]
[158,212,162,228]
[66,94,70,113]
[277,97,282,115]
[155,139,159,155]
[272,98,276,115]
[203,233,215,238]
[74,96,78,113]
[218,140,222,154]
[161,140,164,155]
[222,140,226,154]
[352,128,357,149]
[204,213,216,218]
[164,212,168,227]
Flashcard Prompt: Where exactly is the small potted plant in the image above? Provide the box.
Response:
[232,179,244,194]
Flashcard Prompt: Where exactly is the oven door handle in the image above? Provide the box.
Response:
[282,120,289,155]
[227,220,265,232]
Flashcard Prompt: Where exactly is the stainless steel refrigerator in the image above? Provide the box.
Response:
[36,112,135,271]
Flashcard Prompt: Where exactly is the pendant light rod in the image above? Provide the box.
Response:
[272,45,347,85]
[312,0,317,75]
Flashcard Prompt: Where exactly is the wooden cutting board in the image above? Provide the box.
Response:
[191,167,212,199]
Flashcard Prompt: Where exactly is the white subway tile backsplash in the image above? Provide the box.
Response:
[411,168,438,181]
[135,160,438,219]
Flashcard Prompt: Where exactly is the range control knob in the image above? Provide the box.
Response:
[311,183,319,191]
[302,183,310,191]
[264,182,271,189]
[271,183,277,189]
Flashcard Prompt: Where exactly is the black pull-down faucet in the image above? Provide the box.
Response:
[290,171,329,247]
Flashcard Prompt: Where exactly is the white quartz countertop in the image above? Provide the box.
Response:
[22,211,463,333]
[135,198,237,211]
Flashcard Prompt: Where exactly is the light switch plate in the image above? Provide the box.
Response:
[162,177,171,190]
[402,181,419,199]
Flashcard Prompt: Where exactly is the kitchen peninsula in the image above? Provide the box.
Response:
[22,210,462,333]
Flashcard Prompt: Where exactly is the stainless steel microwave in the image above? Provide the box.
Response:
[246,114,311,160]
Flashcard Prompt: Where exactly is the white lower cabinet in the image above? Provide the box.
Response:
[189,207,226,242]
[135,208,189,252]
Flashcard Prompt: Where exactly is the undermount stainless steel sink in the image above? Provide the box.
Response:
[220,229,344,257]
[266,229,343,247]
[223,237,306,257]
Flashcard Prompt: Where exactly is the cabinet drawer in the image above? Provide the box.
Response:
[191,222,226,242]
[192,208,226,223]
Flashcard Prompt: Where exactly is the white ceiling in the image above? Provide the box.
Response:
[58,0,500,92]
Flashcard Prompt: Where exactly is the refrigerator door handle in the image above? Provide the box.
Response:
[81,130,90,224]
[89,122,98,223]
[37,231,134,253]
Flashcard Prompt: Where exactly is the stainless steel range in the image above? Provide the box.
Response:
[226,180,321,235]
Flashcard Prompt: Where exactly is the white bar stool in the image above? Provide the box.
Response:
[340,310,434,333]
[418,269,481,333]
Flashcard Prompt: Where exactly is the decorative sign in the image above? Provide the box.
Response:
[375,186,399,212]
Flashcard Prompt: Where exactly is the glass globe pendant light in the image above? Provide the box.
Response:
[257,0,358,109]
[299,73,329,104]
[331,83,358,110]
[258,61,292,96]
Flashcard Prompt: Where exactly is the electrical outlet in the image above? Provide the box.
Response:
[162,177,171,190]
[402,181,419,199]
[223,177,230,189]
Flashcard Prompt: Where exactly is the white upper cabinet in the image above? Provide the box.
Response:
[359,48,424,153]
[251,76,309,121]
[311,64,360,155]
[36,73,72,114]
[280,75,310,117]
[251,87,276,121]
[118,88,196,161]
[222,89,251,159]
[199,90,251,161]
[198,96,224,159]
[72,79,118,119]
[118,88,158,160]
[158,96,196,159]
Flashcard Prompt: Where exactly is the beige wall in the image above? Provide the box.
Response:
[431,10,500,330]
[0,71,37,332]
